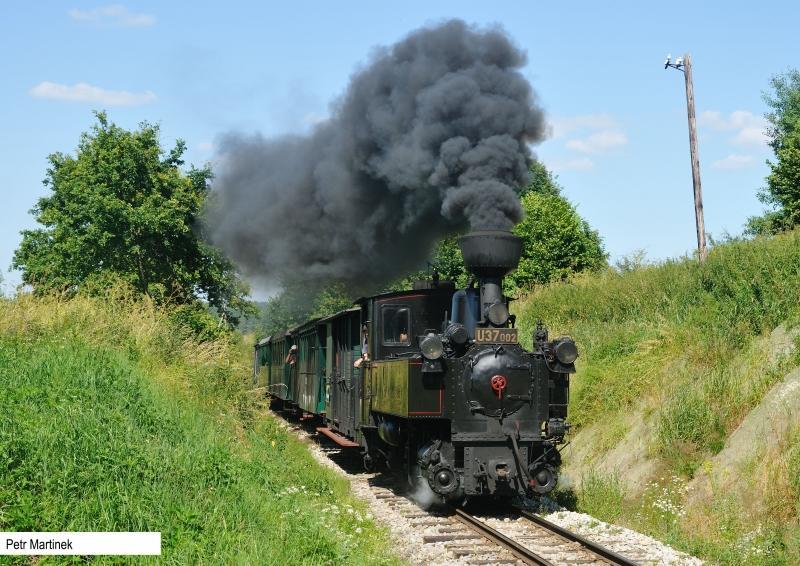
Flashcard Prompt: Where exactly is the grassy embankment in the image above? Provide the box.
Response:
[516,229,800,564]
[0,289,398,565]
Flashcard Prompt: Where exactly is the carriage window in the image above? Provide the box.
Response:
[382,305,411,346]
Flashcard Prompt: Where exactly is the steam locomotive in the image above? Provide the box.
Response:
[253,230,575,503]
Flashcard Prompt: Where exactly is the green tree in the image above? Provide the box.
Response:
[506,191,607,291]
[747,69,800,234]
[253,282,355,336]
[391,235,470,291]
[310,283,355,319]
[518,160,562,197]
[13,112,252,324]
[393,162,605,294]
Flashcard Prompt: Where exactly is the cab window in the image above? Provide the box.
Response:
[382,305,411,346]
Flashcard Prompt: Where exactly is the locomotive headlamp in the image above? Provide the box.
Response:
[486,302,510,326]
[554,338,578,365]
[420,333,444,360]
[444,323,468,346]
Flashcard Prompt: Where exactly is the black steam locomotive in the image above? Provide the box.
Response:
[253,230,575,504]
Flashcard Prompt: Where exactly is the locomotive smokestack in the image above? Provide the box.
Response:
[458,230,522,325]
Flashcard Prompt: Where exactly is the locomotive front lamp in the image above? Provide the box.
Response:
[444,323,468,346]
[420,333,444,360]
[554,339,578,365]
[486,302,510,326]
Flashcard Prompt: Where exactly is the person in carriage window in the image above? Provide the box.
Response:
[354,325,369,368]
[285,344,298,365]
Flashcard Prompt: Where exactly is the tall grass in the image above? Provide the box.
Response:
[517,230,800,455]
[0,288,397,564]
[515,230,800,564]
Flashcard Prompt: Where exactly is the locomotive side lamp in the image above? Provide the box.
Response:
[553,338,578,365]
[420,333,444,360]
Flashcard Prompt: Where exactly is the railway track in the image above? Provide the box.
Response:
[369,481,639,565]
[517,510,639,565]
[451,508,555,565]
[290,417,646,565]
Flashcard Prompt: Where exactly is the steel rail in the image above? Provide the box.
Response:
[519,510,640,566]
[452,508,555,566]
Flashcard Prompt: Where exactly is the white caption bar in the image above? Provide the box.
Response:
[1,532,161,555]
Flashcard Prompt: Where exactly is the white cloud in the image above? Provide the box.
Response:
[548,113,627,158]
[699,110,768,147]
[302,112,328,127]
[69,4,155,27]
[548,113,617,139]
[566,130,628,154]
[711,154,755,170]
[547,157,595,172]
[196,142,213,152]
[30,81,157,106]
[733,126,768,146]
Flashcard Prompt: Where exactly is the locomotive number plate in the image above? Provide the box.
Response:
[474,327,518,344]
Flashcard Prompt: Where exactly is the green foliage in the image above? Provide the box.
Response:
[575,472,625,523]
[518,230,800,434]
[169,302,229,342]
[614,249,649,273]
[310,282,356,318]
[395,163,604,295]
[749,69,800,233]
[656,387,725,474]
[515,229,800,564]
[12,111,253,325]
[518,160,562,197]
[252,283,356,337]
[506,191,607,292]
[0,291,395,564]
[260,289,310,336]
[765,68,800,154]
[392,235,470,290]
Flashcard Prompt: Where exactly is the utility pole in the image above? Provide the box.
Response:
[665,53,707,261]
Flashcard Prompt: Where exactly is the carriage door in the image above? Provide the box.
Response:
[343,313,361,438]
[331,316,354,436]
[316,325,327,414]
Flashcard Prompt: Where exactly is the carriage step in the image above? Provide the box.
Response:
[316,427,360,448]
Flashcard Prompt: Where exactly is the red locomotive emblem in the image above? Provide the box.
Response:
[490,374,507,399]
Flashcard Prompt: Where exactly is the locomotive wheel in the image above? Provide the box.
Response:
[362,453,376,472]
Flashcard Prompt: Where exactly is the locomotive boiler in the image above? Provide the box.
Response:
[253,230,575,504]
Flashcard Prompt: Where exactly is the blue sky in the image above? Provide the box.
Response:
[1,1,797,295]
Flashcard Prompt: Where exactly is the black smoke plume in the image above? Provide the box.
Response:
[207,19,546,295]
